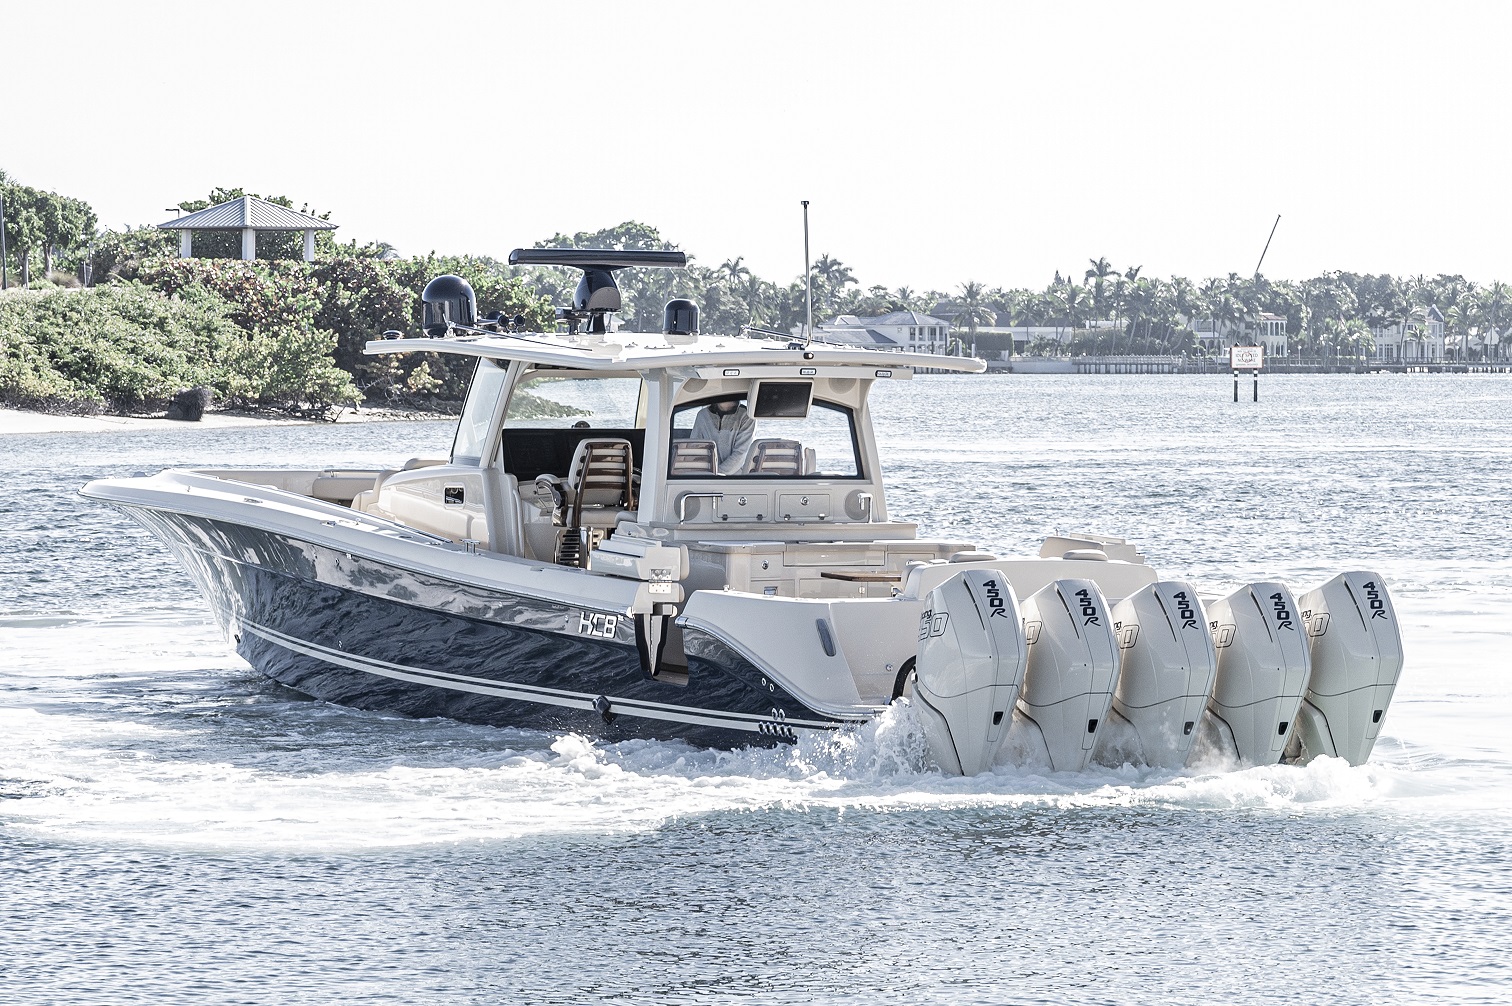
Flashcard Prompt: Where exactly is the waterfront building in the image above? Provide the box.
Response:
[1370,306,1446,363]
[817,311,954,352]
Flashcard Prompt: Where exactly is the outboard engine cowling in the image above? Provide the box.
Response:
[1204,582,1312,765]
[1106,581,1219,768]
[913,570,1028,775]
[1009,578,1120,772]
[1289,572,1404,765]
[421,274,477,336]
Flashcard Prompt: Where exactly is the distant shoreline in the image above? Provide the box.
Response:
[0,405,456,436]
[988,357,1512,376]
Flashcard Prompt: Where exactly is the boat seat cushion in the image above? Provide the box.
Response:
[568,438,634,509]
[670,439,717,475]
[749,438,803,475]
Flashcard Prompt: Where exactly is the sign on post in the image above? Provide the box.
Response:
[1230,345,1264,370]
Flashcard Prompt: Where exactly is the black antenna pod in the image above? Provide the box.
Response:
[508,248,688,335]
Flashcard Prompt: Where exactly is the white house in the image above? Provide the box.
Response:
[1370,305,1446,362]
[817,311,953,352]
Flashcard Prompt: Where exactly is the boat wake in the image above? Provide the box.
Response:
[0,687,1467,853]
[1,608,1502,853]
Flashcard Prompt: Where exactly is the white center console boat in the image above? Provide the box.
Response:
[82,250,1404,774]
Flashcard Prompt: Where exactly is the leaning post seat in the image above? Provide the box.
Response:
[748,438,803,475]
[556,438,635,566]
[670,439,718,475]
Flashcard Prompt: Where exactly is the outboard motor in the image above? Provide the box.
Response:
[1009,579,1120,772]
[663,298,699,343]
[1106,581,1219,768]
[421,275,477,336]
[1204,582,1312,765]
[1290,572,1404,765]
[913,570,1028,775]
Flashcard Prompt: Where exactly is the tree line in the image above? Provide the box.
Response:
[0,170,98,286]
[554,232,1506,363]
[3,169,1508,420]
[0,177,552,415]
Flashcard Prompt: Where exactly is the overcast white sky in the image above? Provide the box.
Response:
[6,1,1510,291]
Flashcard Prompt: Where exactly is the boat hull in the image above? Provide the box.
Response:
[116,504,841,748]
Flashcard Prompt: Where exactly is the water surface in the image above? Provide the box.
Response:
[2,374,1508,1004]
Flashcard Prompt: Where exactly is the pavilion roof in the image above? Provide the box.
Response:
[158,195,337,231]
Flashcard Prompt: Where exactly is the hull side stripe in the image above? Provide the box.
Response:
[239,618,839,733]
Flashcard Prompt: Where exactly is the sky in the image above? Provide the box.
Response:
[5,0,1511,292]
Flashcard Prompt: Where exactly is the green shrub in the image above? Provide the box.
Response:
[0,282,357,416]
[88,226,177,282]
[2,254,557,417]
[0,285,235,412]
[220,324,359,414]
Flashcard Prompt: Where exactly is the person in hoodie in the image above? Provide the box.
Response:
[691,398,756,475]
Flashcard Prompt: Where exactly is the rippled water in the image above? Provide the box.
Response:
[3,375,1509,1004]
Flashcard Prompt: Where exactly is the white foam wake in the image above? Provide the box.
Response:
[2,612,1507,851]
[1,697,1495,852]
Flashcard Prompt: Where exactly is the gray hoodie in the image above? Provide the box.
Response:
[691,404,756,475]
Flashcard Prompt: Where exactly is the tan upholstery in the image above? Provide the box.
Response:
[670,438,717,475]
[567,438,635,512]
[555,438,634,566]
[749,438,803,475]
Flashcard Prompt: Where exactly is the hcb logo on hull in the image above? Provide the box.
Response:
[575,611,620,638]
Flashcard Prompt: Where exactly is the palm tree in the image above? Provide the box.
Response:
[1086,257,1116,282]
[1447,293,1482,363]
[1166,277,1201,355]
[1084,257,1117,355]
[1123,277,1163,353]
[1484,281,1507,361]
[720,256,751,288]
[812,254,854,289]
[739,274,772,327]
[806,254,855,318]
[1054,284,1088,351]
[954,280,994,349]
[1216,290,1244,345]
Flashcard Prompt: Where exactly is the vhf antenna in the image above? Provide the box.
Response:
[802,200,813,348]
[1255,214,1281,278]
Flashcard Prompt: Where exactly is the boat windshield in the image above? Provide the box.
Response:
[505,373,646,429]
[669,395,862,478]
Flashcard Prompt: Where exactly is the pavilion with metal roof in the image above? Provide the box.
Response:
[158,195,337,262]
